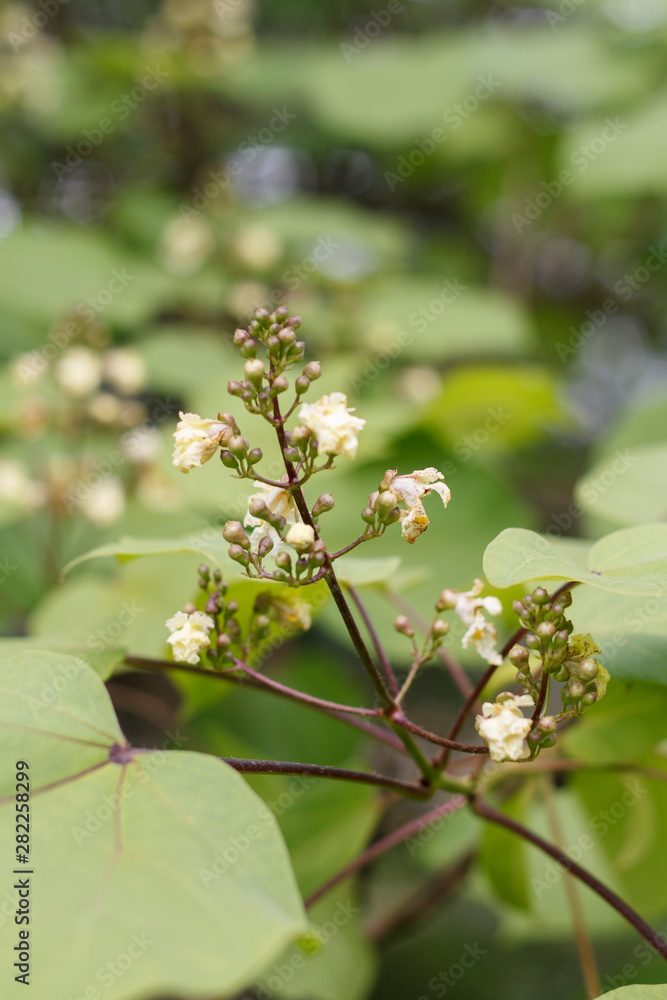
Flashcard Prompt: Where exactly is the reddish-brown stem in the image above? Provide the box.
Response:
[530,665,550,726]
[222,757,431,799]
[329,535,372,559]
[347,583,400,697]
[305,794,468,909]
[393,714,489,755]
[473,796,667,962]
[230,657,381,716]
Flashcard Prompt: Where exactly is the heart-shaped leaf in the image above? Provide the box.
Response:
[0,651,306,1000]
[483,525,667,596]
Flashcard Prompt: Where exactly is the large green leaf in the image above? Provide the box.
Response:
[0,651,307,1000]
[575,444,667,528]
[484,525,667,595]
[602,988,667,999]
[61,533,238,577]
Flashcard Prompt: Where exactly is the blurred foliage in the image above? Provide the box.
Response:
[1,0,667,997]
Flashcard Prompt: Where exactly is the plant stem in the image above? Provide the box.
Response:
[222,757,431,799]
[123,655,406,752]
[347,583,400,697]
[541,776,601,998]
[393,714,489,756]
[231,657,380,717]
[531,666,550,727]
[305,794,468,909]
[472,796,667,961]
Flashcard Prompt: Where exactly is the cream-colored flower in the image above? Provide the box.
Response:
[454,578,503,625]
[0,459,46,511]
[56,347,102,397]
[285,523,315,552]
[166,610,215,664]
[103,348,146,395]
[172,411,229,473]
[453,579,503,665]
[244,480,298,555]
[475,693,534,762]
[386,467,451,543]
[298,392,365,458]
[160,215,215,276]
[80,478,126,526]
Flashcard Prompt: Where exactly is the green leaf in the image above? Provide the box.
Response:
[483,524,667,595]
[562,682,667,764]
[335,556,401,587]
[62,533,237,577]
[0,651,306,1000]
[0,638,123,680]
[601,988,667,999]
[575,444,667,527]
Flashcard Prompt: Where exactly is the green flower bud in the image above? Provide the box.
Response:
[228,544,250,566]
[379,468,396,491]
[436,589,458,611]
[266,335,281,354]
[383,507,402,525]
[257,535,274,558]
[361,507,376,525]
[292,425,311,449]
[197,563,210,581]
[537,621,557,640]
[271,375,289,395]
[540,734,557,748]
[278,327,296,346]
[248,496,271,521]
[233,329,248,345]
[220,450,238,469]
[275,551,292,572]
[303,361,322,381]
[217,633,232,649]
[509,644,529,668]
[227,380,244,397]
[432,619,449,637]
[376,490,399,518]
[283,446,301,463]
[525,633,541,650]
[295,375,310,395]
[223,520,250,549]
[240,338,257,358]
[255,614,271,634]
[512,600,527,616]
[247,447,263,465]
[532,587,550,605]
[288,314,301,328]
[568,680,586,700]
[229,435,248,458]
[576,658,599,681]
[537,716,556,734]
[554,629,570,648]
[254,307,270,323]
[244,358,265,387]
[312,494,335,517]
[582,691,597,706]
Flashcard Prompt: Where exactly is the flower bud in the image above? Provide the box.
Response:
[288,314,301,328]
[509,644,529,668]
[532,587,549,605]
[295,375,310,395]
[244,359,265,387]
[183,602,197,614]
[512,600,526,616]
[553,665,569,683]
[198,563,210,581]
[525,633,541,650]
[376,490,399,518]
[576,657,599,681]
[431,619,449,637]
[266,335,281,354]
[537,621,556,639]
[223,520,250,549]
[240,338,257,358]
[582,691,597,706]
[271,375,289,395]
[361,507,376,525]
[394,615,414,637]
[229,435,248,458]
[568,680,586,700]
[233,329,248,345]
[254,307,270,323]
[220,449,238,468]
[436,589,458,611]
[279,327,296,346]
[540,734,557,749]
[312,494,335,517]
[285,523,315,553]
[379,468,396,491]
[247,447,263,465]
[275,551,292,572]
[257,535,274,558]
[283,446,301,463]
[227,380,244,397]
[248,497,271,521]
[228,544,250,566]
[383,507,402,525]
[292,425,311,449]
[303,361,321,381]
[217,633,231,649]
[553,629,570,648]
[537,716,556,734]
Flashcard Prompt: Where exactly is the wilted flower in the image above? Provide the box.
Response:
[56,347,102,397]
[165,610,215,664]
[80,477,126,526]
[475,693,534,762]
[452,579,503,665]
[172,412,229,473]
[385,468,451,543]
[298,392,365,458]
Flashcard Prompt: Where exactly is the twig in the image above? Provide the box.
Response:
[347,583,400,696]
[222,757,431,799]
[305,794,468,909]
[392,714,489,755]
[472,796,667,961]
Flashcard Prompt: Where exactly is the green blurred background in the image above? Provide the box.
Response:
[2,0,667,997]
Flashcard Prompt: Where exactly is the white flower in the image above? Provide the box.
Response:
[244,480,298,556]
[298,392,365,458]
[103,349,146,395]
[475,693,534,762]
[80,478,126,526]
[172,412,229,473]
[0,459,45,511]
[386,467,451,543]
[453,579,503,665]
[122,426,162,464]
[166,610,215,665]
[285,523,315,552]
[56,347,102,397]
[160,216,215,276]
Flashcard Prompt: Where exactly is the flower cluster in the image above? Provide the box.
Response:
[475,693,534,762]
[436,579,503,665]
